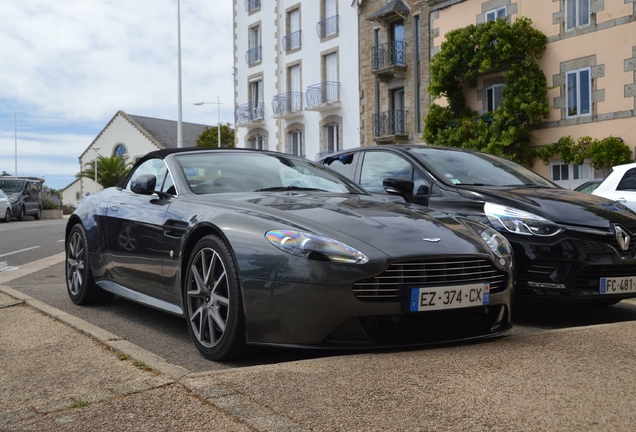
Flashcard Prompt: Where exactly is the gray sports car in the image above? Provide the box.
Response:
[65,148,513,360]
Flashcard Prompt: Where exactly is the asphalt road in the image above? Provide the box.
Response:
[3,217,636,373]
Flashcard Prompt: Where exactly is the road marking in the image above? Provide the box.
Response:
[0,245,41,258]
[0,262,18,272]
[0,252,65,284]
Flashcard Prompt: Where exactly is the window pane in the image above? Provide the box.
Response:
[617,169,636,191]
[566,0,576,29]
[497,7,506,18]
[567,72,578,117]
[561,165,569,180]
[552,165,561,181]
[494,86,503,109]
[579,0,590,26]
[486,10,496,22]
[487,88,494,112]
[579,69,591,115]
[360,152,412,193]
[573,164,580,180]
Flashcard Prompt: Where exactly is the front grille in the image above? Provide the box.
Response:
[575,265,636,291]
[353,258,508,302]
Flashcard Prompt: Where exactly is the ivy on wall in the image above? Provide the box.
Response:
[535,136,632,169]
[424,17,551,166]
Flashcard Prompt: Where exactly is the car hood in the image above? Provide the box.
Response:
[200,192,493,259]
[457,186,636,229]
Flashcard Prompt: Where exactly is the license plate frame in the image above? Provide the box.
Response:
[409,282,490,312]
[600,276,636,295]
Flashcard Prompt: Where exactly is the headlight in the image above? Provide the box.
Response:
[480,227,513,259]
[9,196,18,203]
[266,230,369,264]
[485,202,563,236]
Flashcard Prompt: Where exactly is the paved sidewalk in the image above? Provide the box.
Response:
[2,284,636,431]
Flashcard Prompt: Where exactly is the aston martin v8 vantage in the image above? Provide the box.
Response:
[65,148,513,360]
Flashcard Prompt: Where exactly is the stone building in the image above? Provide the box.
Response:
[354,0,430,146]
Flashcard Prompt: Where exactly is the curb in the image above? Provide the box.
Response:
[0,284,190,379]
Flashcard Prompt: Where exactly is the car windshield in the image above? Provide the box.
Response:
[175,152,365,195]
[0,179,25,193]
[411,148,556,188]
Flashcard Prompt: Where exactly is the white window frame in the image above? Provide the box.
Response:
[549,160,592,189]
[486,84,505,112]
[566,67,592,119]
[287,130,303,157]
[486,6,507,22]
[565,0,590,31]
[248,135,266,150]
[322,123,340,153]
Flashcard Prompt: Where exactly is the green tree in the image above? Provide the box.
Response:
[424,17,551,166]
[196,123,235,148]
[77,155,133,188]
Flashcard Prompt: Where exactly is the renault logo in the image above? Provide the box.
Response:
[615,225,631,251]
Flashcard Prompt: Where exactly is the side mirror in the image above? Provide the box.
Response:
[130,174,157,195]
[383,178,415,203]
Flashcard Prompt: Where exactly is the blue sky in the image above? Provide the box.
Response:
[0,1,234,190]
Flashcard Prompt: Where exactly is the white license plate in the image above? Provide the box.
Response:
[409,282,490,312]
[600,277,636,294]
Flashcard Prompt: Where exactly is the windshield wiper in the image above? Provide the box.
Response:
[255,186,329,192]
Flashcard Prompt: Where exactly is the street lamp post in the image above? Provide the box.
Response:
[92,147,100,194]
[194,97,222,148]
[14,112,25,178]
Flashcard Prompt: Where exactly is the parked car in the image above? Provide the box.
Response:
[66,148,514,360]
[0,190,11,222]
[592,162,636,212]
[0,178,43,221]
[319,144,636,306]
[574,180,602,194]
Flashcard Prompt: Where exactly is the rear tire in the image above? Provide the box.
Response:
[184,235,248,361]
[66,224,114,305]
[2,209,9,223]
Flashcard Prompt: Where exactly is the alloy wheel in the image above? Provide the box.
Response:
[66,230,85,296]
[186,247,230,348]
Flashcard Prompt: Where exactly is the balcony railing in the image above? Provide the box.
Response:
[372,41,406,70]
[373,110,407,137]
[245,46,262,64]
[305,82,341,109]
[282,30,302,51]
[245,0,261,12]
[316,15,339,38]
[272,92,304,117]
[235,102,264,126]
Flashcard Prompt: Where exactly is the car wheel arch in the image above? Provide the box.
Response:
[180,223,240,292]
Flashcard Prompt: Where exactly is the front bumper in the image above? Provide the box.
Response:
[240,276,512,346]
[512,231,636,303]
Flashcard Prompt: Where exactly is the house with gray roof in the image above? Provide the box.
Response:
[61,110,209,206]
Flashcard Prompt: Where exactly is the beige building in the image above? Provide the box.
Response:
[354,0,635,189]
[428,0,636,189]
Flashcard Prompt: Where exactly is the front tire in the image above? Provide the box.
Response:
[17,206,25,221]
[184,235,247,361]
[66,224,114,305]
[34,206,41,220]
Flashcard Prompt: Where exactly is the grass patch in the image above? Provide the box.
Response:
[69,400,90,409]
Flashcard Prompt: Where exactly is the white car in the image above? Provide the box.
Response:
[592,162,636,212]
[0,190,11,222]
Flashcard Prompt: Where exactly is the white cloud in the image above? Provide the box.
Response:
[0,0,234,189]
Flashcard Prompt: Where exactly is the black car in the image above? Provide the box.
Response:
[65,148,513,360]
[320,144,636,305]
